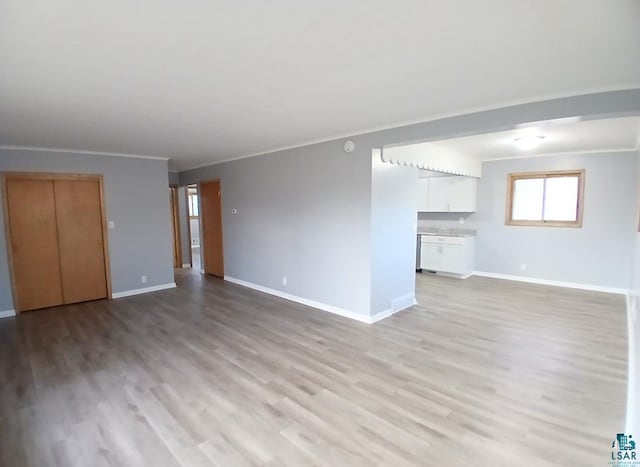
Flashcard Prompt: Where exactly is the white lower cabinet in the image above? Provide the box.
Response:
[420,235,474,277]
[420,243,441,270]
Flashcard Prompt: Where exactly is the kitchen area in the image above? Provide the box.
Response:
[380,139,481,281]
[415,171,477,279]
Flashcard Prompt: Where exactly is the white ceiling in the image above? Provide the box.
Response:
[1,1,639,171]
[415,116,640,163]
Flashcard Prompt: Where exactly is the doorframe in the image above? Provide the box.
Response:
[169,185,182,268]
[1,172,113,313]
[199,179,224,277]
[184,185,193,267]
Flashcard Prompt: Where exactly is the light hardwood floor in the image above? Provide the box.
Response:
[0,270,628,466]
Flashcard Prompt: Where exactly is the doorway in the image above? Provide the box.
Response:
[200,179,224,277]
[187,184,201,271]
[169,185,182,269]
[3,172,111,312]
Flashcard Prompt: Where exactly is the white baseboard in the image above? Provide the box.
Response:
[112,282,177,299]
[472,271,628,295]
[224,276,384,324]
[425,271,472,279]
[0,309,16,319]
[370,293,417,324]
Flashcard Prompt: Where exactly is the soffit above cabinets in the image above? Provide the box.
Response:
[381,143,482,178]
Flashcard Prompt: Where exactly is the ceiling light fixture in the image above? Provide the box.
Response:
[514,135,545,150]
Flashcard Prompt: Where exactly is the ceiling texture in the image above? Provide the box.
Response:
[1,0,639,170]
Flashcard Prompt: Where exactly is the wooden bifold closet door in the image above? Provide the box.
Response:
[54,179,108,305]
[5,174,110,312]
[6,179,64,311]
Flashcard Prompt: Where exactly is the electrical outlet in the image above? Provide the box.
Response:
[520,264,527,271]
[108,220,115,229]
[458,217,464,224]
[282,276,287,286]
[141,275,148,284]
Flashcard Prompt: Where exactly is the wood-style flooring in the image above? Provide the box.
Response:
[0,270,628,466]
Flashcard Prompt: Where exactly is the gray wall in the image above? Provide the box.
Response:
[0,149,175,311]
[179,90,640,317]
[418,151,638,289]
[370,152,419,315]
[180,140,373,317]
[168,171,179,186]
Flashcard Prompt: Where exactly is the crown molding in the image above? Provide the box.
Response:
[481,147,636,163]
[0,145,170,161]
[175,86,640,172]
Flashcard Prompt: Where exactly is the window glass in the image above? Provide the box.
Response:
[543,176,579,221]
[188,194,199,217]
[512,178,544,221]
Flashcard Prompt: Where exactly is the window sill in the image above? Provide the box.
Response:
[506,220,582,228]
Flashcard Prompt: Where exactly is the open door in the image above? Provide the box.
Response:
[200,179,224,277]
[169,185,182,268]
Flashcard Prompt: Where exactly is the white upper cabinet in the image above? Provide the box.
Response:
[417,178,431,212]
[447,177,478,212]
[417,176,478,212]
[426,177,451,211]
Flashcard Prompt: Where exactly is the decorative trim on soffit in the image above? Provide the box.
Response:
[111,282,177,299]
[224,276,415,324]
[472,271,628,295]
[175,86,640,172]
[0,145,170,161]
[0,309,16,319]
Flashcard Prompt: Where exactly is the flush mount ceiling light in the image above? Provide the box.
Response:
[514,135,545,150]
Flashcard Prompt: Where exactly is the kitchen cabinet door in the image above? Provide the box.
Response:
[439,245,466,273]
[448,177,478,212]
[417,178,430,212]
[426,177,450,212]
[420,243,441,270]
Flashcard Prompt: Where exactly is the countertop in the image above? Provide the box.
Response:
[418,227,476,237]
